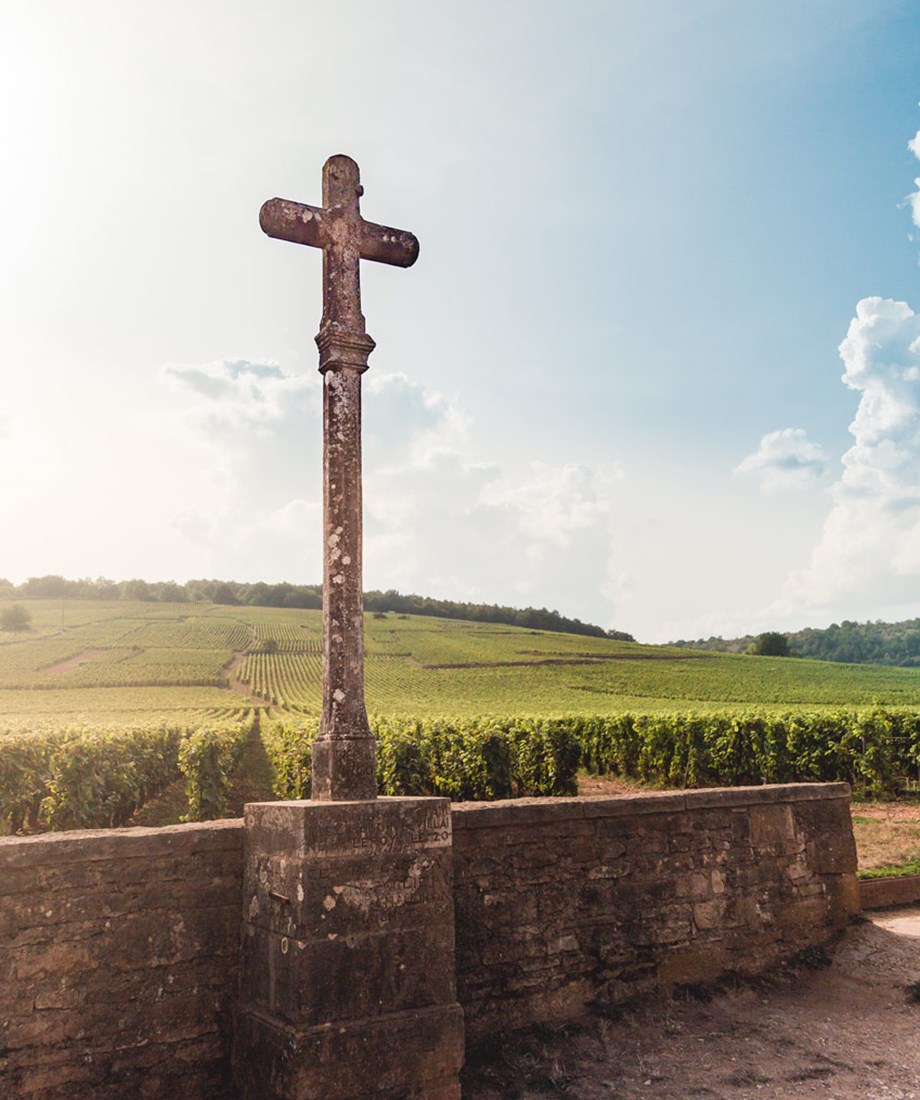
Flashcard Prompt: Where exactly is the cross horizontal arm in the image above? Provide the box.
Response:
[259,197,419,268]
[357,220,420,269]
[259,198,325,249]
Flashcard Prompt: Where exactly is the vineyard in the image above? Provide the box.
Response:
[260,708,920,804]
[2,599,920,831]
[239,615,920,716]
[0,709,257,832]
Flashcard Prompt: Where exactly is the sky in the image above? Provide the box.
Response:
[3,1,920,643]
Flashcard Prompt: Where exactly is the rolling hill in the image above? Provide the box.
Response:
[2,599,920,725]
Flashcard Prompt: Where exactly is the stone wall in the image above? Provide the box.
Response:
[0,821,244,1099]
[452,784,859,1040]
[0,783,859,1097]
[860,874,920,910]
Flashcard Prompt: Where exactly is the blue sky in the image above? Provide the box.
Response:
[2,1,920,641]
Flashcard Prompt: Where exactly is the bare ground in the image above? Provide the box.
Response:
[40,648,107,675]
[225,650,266,706]
[461,908,920,1100]
[851,801,920,870]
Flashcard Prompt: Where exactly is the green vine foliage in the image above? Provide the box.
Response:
[177,712,257,821]
[263,709,920,803]
[0,724,183,831]
[262,716,316,800]
[0,712,259,832]
[265,715,582,801]
[576,706,919,796]
[7,705,920,834]
[0,736,53,832]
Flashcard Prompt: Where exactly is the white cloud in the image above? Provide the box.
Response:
[363,381,625,624]
[365,371,468,470]
[778,296,920,615]
[734,427,828,492]
[160,362,628,626]
[907,131,920,230]
[480,462,622,549]
[162,359,323,579]
[164,359,316,430]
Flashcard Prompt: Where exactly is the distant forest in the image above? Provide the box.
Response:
[672,618,920,668]
[0,574,634,642]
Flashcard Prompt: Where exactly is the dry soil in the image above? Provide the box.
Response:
[462,907,920,1100]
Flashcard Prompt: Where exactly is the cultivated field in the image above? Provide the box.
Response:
[255,609,920,715]
[5,599,920,720]
[2,599,920,869]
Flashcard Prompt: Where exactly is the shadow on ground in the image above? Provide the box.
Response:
[461,908,920,1100]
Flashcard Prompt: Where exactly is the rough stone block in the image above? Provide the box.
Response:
[235,797,463,1100]
[240,919,457,1026]
[859,873,920,910]
[233,1003,463,1100]
[0,822,242,1100]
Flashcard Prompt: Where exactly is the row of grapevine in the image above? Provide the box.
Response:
[237,652,323,707]
[118,619,251,650]
[0,724,184,831]
[0,710,258,832]
[577,707,920,795]
[251,622,322,651]
[3,647,229,691]
[262,715,581,801]
[375,716,582,799]
[262,706,920,803]
[262,716,315,799]
[178,711,259,821]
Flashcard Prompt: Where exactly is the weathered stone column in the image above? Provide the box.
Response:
[311,327,377,801]
[258,153,419,801]
[233,799,464,1100]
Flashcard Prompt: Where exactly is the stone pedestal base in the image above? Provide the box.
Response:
[232,797,464,1100]
[234,1003,463,1100]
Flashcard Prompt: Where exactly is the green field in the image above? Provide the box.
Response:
[3,598,920,723]
[3,599,920,852]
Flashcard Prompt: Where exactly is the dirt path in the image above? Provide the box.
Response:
[40,648,107,675]
[854,802,920,824]
[224,628,267,706]
[224,718,276,814]
[225,650,263,705]
[462,909,920,1099]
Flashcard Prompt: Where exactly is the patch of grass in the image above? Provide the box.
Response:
[857,858,920,879]
[852,813,920,874]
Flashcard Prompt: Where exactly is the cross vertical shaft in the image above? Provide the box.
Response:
[313,321,376,800]
[320,156,365,333]
[259,155,418,801]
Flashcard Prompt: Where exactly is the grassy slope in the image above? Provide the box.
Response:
[3,599,920,724]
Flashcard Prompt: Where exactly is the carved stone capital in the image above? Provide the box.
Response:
[315,325,376,374]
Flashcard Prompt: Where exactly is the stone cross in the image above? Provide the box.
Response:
[260,155,419,801]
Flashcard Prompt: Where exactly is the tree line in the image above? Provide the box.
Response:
[0,575,633,642]
[672,618,920,667]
